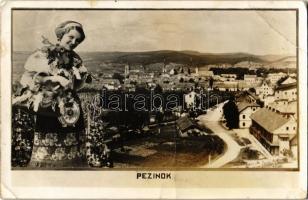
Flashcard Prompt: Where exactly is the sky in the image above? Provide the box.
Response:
[13,10,297,55]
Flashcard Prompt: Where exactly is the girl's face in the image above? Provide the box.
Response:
[59,29,82,51]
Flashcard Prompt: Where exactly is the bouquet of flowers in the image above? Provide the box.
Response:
[12,36,91,127]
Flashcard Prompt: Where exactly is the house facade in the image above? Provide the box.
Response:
[250,108,297,155]
[184,91,198,109]
[267,72,286,84]
[267,100,297,119]
[274,82,297,101]
[220,74,237,81]
[237,102,260,128]
[256,80,274,97]
[244,74,257,84]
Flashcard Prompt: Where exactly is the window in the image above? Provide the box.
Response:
[293,127,296,130]
[242,115,246,119]
[253,108,256,111]
[243,122,246,127]
[286,127,289,131]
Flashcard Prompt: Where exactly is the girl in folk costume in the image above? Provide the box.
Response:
[13,21,92,168]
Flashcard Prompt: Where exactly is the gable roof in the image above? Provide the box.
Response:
[276,82,297,91]
[281,76,296,85]
[237,101,260,112]
[258,79,272,87]
[267,100,297,114]
[176,116,197,132]
[246,90,259,100]
[250,108,290,132]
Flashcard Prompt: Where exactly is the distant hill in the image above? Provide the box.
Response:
[12,50,296,79]
[79,50,296,67]
[80,50,267,66]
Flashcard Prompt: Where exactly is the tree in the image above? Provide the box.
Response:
[222,97,239,129]
[188,78,195,83]
[112,73,124,84]
[248,88,256,93]
[154,84,163,93]
[209,77,214,89]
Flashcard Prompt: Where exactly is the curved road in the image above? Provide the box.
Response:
[197,102,242,168]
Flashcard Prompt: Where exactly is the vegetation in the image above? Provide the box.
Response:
[112,72,125,84]
[222,97,239,129]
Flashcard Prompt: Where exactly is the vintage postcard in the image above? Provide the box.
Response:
[1,0,307,199]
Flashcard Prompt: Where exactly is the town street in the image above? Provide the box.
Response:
[197,101,242,168]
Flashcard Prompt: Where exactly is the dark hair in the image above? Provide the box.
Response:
[55,21,85,43]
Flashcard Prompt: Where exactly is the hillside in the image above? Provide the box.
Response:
[12,50,296,80]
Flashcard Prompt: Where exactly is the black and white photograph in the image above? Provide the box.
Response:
[10,9,300,170]
[1,1,307,199]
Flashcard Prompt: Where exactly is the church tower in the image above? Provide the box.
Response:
[124,64,130,78]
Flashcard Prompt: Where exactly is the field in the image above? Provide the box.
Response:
[112,124,224,168]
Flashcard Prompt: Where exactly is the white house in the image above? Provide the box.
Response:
[263,95,276,107]
[169,68,176,75]
[237,80,251,91]
[256,80,274,100]
[250,108,297,156]
[267,72,286,84]
[244,74,257,84]
[197,69,214,78]
[274,82,297,101]
[220,74,237,81]
[267,100,297,119]
[237,101,260,128]
[101,79,121,90]
[290,135,298,159]
[213,82,238,92]
[184,91,199,109]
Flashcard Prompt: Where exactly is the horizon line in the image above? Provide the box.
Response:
[12,50,296,57]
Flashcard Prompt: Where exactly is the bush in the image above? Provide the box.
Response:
[242,147,259,160]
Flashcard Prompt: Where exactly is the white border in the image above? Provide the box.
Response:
[1,1,307,199]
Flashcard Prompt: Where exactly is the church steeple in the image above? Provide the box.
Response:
[124,63,130,78]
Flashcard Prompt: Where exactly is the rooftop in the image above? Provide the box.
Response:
[176,116,198,132]
[276,82,297,91]
[250,108,290,133]
[237,101,260,112]
[267,100,297,114]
